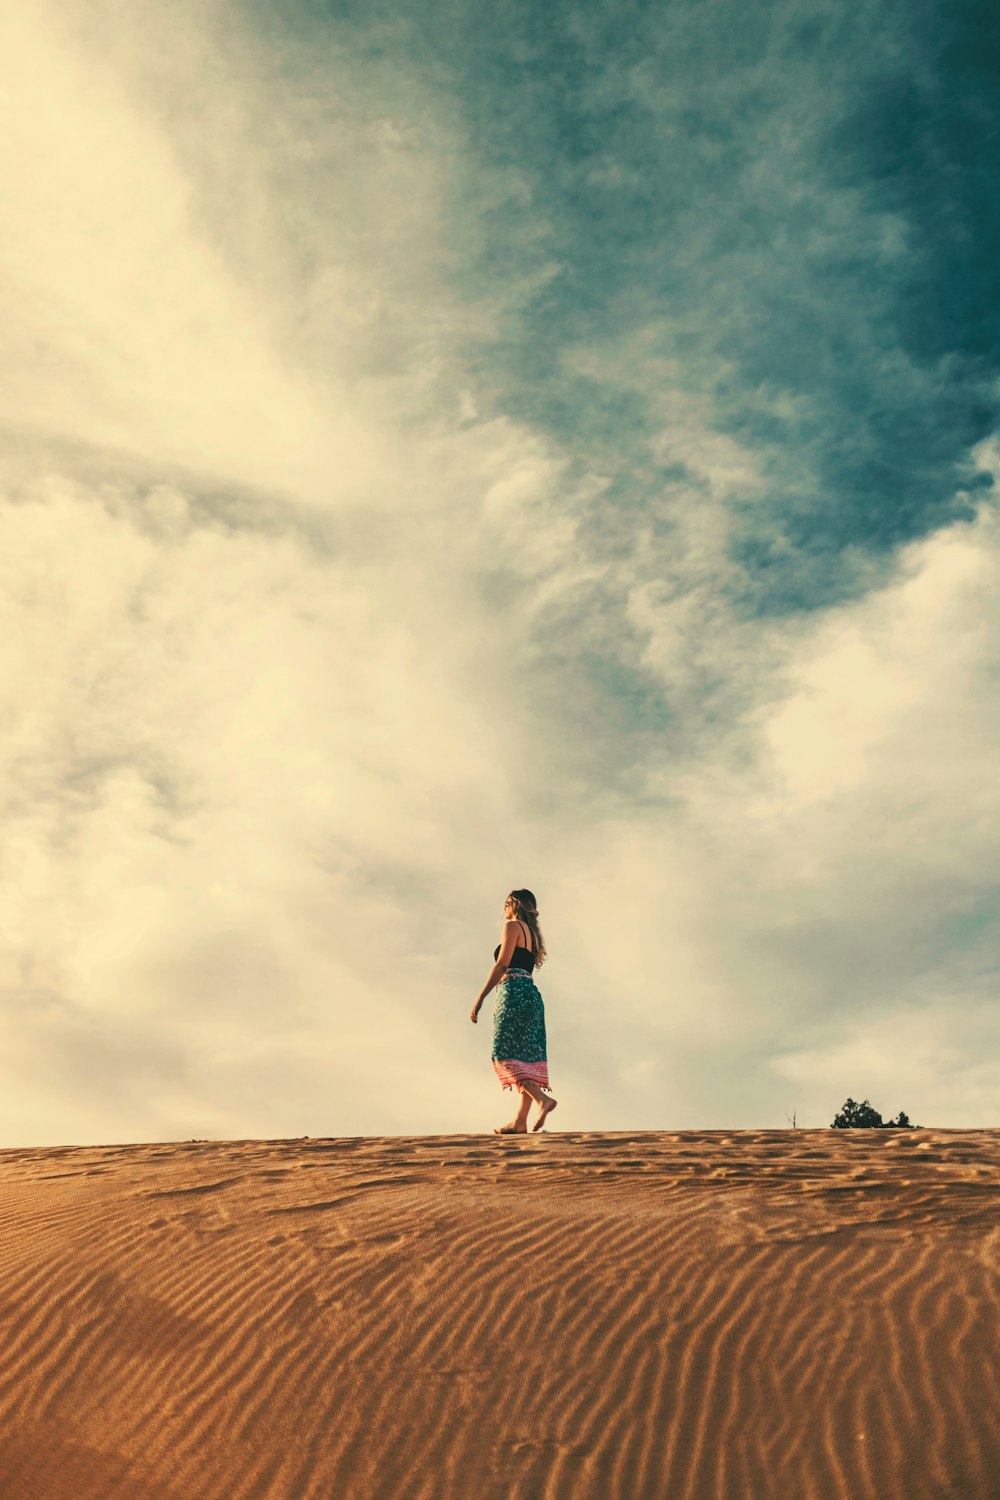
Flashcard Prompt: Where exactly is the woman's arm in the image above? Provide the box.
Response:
[470,920,522,1021]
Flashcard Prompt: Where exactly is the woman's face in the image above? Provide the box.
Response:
[503,897,514,920]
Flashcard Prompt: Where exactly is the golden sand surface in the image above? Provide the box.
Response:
[0,1127,998,1500]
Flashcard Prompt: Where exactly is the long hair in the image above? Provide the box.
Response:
[507,888,547,969]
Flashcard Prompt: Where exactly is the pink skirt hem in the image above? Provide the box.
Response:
[492,1058,553,1093]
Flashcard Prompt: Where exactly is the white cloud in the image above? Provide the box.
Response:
[625,496,1000,1123]
[0,471,534,1142]
[755,505,996,805]
[0,0,471,507]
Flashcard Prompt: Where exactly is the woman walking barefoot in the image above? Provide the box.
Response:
[469,889,557,1134]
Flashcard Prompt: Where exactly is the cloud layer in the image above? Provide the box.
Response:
[0,0,997,1142]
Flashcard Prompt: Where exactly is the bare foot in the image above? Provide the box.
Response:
[493,1122,528,1134]
[531,1097,558,1132]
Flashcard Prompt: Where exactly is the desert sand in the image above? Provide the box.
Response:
[0,1127,997,1500]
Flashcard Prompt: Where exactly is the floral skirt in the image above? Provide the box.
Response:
[491,970,552,1094]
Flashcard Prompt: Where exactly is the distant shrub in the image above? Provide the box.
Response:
[831,1097,919,1129]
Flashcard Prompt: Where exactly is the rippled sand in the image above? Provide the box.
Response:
[1,1128,998,1499]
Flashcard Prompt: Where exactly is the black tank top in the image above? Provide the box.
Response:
[494,919,536,973]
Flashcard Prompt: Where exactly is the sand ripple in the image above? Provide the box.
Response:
[0,1128,997,1499]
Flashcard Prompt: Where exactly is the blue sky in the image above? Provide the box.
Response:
[1,0,998,1143]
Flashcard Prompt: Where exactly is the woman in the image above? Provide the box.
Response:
[469,889,557,1134]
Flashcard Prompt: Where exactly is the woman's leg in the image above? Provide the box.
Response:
[494,1087,531,1134]
[517,1076,558,1129]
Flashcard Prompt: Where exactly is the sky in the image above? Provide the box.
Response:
[1,0,998,1144]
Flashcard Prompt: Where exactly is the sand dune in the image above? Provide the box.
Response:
[0,1128,997,1500]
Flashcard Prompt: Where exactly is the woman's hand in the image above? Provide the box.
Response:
[470,1001,482,1023]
